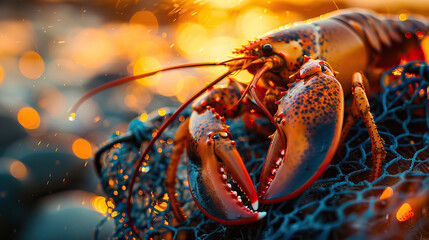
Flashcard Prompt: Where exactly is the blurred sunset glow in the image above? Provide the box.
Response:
[197,9,228,26]
[0,1,427,239]
[238,7,281,39]
[0,21,33,57]
[176,23,208,57]
[0,1,426,156]
[176,75,201,103]
[70,28,116,69]
[156,71,184,97]
[207,0,249,9]
[4,0,426,124]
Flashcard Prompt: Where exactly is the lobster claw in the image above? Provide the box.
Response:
[187,107,265,224]
[258,67,344,203]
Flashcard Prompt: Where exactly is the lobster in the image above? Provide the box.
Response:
[69,8,428,236]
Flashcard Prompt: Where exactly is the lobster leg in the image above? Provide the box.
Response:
[165,118,190,223]
[349,72,386,182]
[338,75,370,152]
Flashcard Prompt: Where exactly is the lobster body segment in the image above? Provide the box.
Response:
[259,60,344,203]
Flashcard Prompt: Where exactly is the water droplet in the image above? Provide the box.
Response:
[69,112,76,121]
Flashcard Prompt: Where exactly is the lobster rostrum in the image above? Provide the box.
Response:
[69,9,429,235]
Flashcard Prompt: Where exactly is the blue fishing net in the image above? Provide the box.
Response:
[95,61,429,240]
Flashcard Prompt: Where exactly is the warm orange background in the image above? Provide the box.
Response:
[0,1,427,239]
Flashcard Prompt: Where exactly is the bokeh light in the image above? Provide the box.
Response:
[19,51,44,79]
[72,138,92,159]
[399,13,408,21]
[17,107,40,129]
[91,196,108,215]
[176,23,208,57]
[129,11,159,34]
[158,108,166,116]
[0,65,3,86]
[380,187,393,200]
[133,57,162,86]
[9,160,28,180]
[396,203,414,222]
[140,113,148,122]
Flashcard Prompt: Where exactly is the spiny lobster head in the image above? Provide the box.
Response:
[233,37,273,59]
[258,59,344,203]
[233,38,289,83]
[234,37,321,87]
[187,107,265,224]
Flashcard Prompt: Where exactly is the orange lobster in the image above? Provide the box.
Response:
[70,8,428,235]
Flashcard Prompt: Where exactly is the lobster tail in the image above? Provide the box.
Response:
[330,9,428,67]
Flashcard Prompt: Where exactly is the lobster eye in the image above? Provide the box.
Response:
[319,62,334,75]
[262,44,273,56]
[212,132,231,140]
[219,132,229,138]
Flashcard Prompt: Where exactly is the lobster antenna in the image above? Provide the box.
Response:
[229,80,252,111]
[68,58,253,121]
[127,70,234,237]
[228,58,267,111]
[69,62,219,120]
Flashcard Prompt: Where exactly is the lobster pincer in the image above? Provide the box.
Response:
[258,59,344,203]
[164,81,267,224]
[258,58,386,203]
[186,106,264,224]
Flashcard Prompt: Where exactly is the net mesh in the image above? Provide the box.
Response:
[95,61,429,240]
